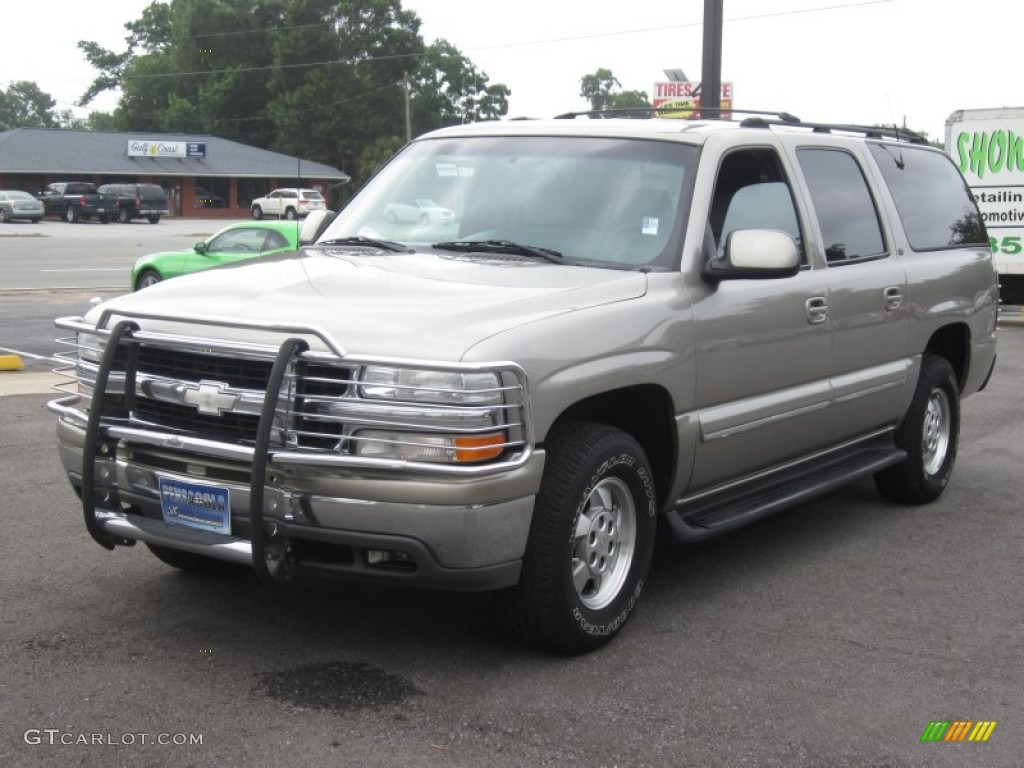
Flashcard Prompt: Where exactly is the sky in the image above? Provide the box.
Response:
[1,0,1020,143]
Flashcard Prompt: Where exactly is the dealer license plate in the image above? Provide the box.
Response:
[158,477,231,535]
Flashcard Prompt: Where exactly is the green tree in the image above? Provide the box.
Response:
[0,81,60,130]
[76,1,507,183]
[579,68,650,113]
[80,0,281,145]
[266,0,423,178]
[410,39,509,136]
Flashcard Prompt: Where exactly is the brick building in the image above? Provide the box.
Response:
[0,128,349,218]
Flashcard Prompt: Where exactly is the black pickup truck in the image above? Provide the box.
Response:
[38,182,119,223]
[97,183,169,224]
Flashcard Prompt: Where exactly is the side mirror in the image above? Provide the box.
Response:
[193,241,208,255]
[703,229,800,282]
[299,209,333,244]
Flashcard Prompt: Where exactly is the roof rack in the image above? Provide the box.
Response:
[552,106,928,144]
[553,106,801,122]
[736,115,928,145]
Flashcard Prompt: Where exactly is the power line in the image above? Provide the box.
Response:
[5,0,893,103]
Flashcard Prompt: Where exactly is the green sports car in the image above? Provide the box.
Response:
[131,220,303,290]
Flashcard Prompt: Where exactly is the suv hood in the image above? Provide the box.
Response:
[89,249,648,360]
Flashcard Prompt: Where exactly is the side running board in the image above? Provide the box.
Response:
[666,438,906,543]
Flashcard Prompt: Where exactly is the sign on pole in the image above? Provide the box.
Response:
[652,81,733,120]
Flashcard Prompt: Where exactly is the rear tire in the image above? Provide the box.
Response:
[875,355,960,504]
[65,207,79,223]
[146,543,240,574]
[118,208,131,223]
[499,422,658,654]
[284,207,297,221]
[148,215,161,224]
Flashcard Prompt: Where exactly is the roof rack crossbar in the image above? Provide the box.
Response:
[738,117,927,144]
[554,106,802,122]
[550,106,927,144]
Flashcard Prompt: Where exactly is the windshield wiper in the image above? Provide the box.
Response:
[312,236,413,253]
[432,239,563,263]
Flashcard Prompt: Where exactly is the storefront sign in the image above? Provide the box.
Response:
[652,81,733,120]
[127,140,193,158]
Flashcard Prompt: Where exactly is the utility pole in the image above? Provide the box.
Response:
[403,72,412,142]
[701,0,723,118]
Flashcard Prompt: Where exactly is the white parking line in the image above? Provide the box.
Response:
[40,268,126,273]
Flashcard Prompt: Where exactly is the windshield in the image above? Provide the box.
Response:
[318,135,697,270]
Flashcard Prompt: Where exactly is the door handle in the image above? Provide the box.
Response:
[884,286,903,311]
[806,296,829,325]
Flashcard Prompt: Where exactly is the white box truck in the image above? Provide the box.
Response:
[946,107,1024,304]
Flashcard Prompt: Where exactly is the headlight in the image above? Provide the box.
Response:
[75,331,104,398]
[78,331,105,363]
[359,366,503,405]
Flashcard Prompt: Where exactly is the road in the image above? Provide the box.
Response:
[0,217,236,291]
[0,218,240,365]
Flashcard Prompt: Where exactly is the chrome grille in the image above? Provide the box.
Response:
[136,347,273,390]
[291,362,356,450]
[54,314,533,474]
[132,398,262,443]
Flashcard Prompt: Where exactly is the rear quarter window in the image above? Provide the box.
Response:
[868,143,987,251]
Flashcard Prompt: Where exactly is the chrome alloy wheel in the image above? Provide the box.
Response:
[572,476,637,610]
[921,388,951,476]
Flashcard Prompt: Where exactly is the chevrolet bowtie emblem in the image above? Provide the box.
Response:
[181,380,240,416]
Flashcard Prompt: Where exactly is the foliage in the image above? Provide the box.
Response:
[0,82,60,130]
[579,68,650,113]
[77,0,509,183]
[356,134,406,180]
[410,40,509,136]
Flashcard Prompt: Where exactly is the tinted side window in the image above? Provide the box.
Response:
[868,143,987,250]
[797,148,886,264]
[264,231,289,249]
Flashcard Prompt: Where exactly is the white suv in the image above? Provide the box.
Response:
[251,188,326,220]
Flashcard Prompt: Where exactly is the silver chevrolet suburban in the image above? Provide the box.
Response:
[49,113,998,653]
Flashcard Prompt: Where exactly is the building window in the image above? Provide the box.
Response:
[195,177,229,209]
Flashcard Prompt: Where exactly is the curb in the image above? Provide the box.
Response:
[0,354,24,371]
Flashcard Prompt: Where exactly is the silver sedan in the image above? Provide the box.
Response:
[0,190,44,223]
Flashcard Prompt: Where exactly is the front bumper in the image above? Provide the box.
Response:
[52,401,543,591]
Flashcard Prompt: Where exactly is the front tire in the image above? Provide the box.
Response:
[500,422,658,654]
[148,215,161,224]
[135,269,162,291]
[0,209,6,223]
[875,355,960,504]
[251,205,262,220]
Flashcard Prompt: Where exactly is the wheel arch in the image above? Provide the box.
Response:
[924,323,970,390]
[548,384,677,510]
